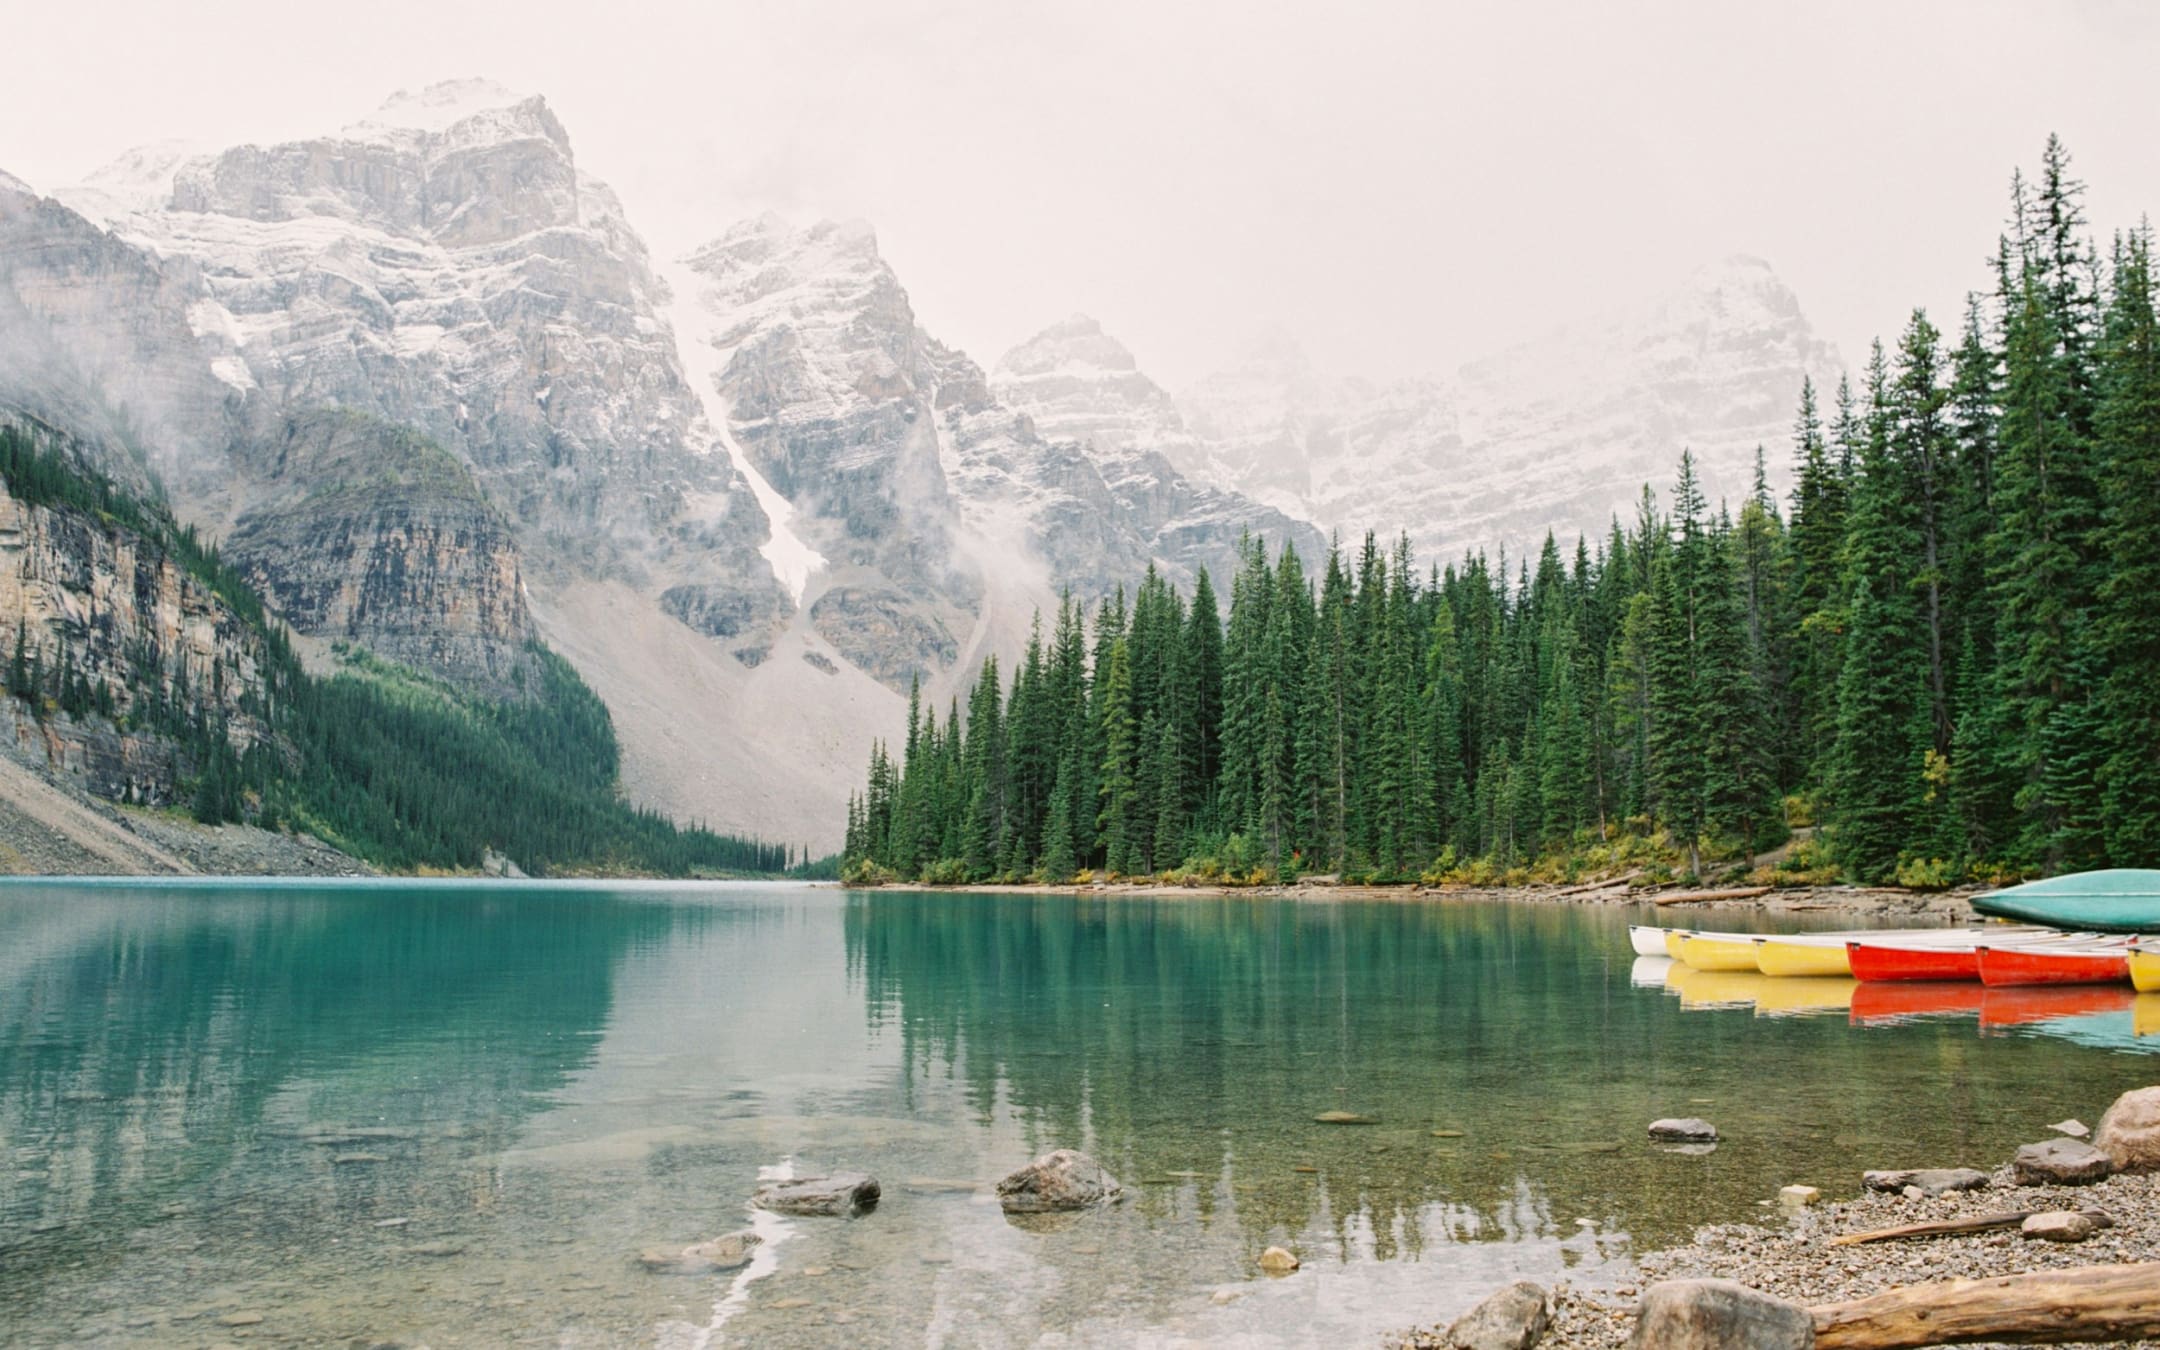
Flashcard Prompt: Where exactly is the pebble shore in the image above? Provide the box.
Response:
[1396,1163,2160,1348]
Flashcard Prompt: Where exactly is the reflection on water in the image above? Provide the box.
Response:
[1,883,2155,1347]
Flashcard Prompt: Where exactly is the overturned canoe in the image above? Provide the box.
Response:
[1972,869,2160,933]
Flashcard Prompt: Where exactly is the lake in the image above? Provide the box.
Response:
[2,881,2155,1347]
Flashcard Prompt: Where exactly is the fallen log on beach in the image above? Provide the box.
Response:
[1651,886,1773,906]
[1554,870,1643,897]
[1827,1208,2109,1246]
[1807,1261,2160,1347]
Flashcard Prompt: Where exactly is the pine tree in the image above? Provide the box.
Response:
[2095,226,2160,860]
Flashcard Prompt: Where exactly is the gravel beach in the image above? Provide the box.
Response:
[1395,1159,2160,1348]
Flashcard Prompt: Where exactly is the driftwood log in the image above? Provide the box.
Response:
[1554,870,1643,897]
[1809,1261,2160,1347]
[1827,1209,2111,1246]
[1651,886,1773,906]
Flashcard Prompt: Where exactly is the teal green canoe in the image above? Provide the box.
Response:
[1971,869,2160,933]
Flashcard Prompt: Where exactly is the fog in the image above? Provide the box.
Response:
[8,0,2158,388]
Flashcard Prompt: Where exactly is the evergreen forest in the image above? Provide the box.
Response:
[844,139,2160,889]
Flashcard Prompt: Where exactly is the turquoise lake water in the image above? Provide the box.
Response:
[3,881,2156,1347]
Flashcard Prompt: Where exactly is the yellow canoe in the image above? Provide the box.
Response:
[1664,930,1690,959]
[1677,935,1763,972]
[2136,993,2160,1036]
[1755,938,1853,978]
[1754,977,1858,1017]
[2131,948,2160,994]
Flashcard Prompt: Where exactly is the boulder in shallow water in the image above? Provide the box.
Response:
[1647,1118,1717,1142]
[2050,1118,2091,1138]
[752,1172,881,1217]
[2096,1086,2160,1172]
[2013,1137,2113,1186]
[1446,1280,1550,1350]
[1258,1245,1300,1274]
[995,1149,1122,1213]
[1625,1279,1812,1350]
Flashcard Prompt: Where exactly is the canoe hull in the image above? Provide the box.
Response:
[1756,939,1853,978]
[1848,942,1979,983]
[1976,946,2129,987]
[2133,949,2160,994]
[1677,936,1762,972]
[1971,869,2160,934]
[1628,925,1674,957]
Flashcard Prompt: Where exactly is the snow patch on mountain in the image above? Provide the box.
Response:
[660,255,825,607]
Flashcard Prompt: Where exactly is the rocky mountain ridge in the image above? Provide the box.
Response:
[0,81,1316,850]
[998,257,1843,568]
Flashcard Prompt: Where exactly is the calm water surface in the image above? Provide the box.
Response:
[3,881,2157,1347]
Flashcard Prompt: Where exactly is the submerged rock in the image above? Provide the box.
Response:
[1258,1246,1300,1274]
[637,1230,761,1275]
[1446,1280,1550,1350]
[995,1149,1123,1213]
[2013,1138,2113,1186]
[2096,1086,2160,1172]
[1647,1118,1717,1142]
[1313,1111,1376,1124]
[2050,1118,2091,1138]
[1862,1167,1988,1196]
[1626,1279,1812,1350]
[752,1173,881,1217]
[1776,1185,1819,1208]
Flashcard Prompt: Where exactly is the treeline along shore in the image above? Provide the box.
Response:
[845,136,2160,896]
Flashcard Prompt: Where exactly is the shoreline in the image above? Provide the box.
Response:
[838,877,1987,925]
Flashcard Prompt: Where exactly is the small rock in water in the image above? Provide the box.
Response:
[2095,1086,2160,1172]
[1777,1185,1819,1208]
[1292,1165,1319,1174]
[216,1312,265,1327]
[753,1172,882,1218]
[2050,1118,2091,1138]
[1314,1111,1376,1124]
[2013,1137,2113,1186]
[996,1149,1122,1213]
[332,1153,387,1165]
[374,1217,411,1228]
[410,1240,465,1256]
[1432,1129,1466,1138]
[1863,1167,1989,1196]
[1444,1280,1549,1350]
[2021,1210,2104,1242]
[1647,1118,1717,1142]
[1627,1279,1812,1350]
[638,1231,761,1275]
[1211,1289,1241,1306]
[1258,1246,1300,1274]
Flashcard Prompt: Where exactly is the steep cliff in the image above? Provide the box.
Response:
[225,409,537,697]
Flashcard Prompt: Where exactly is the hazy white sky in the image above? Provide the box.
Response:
[8,0,2158,390]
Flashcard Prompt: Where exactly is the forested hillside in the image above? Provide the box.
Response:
[1,423,803,876]
[843,139,2160,888]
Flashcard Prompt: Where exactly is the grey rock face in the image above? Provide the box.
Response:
[751,1172,881,1218]
[1446,1280,1551,1350]
[225,409,538,697]
[1647,1118,1718,1142]
[808,586,959,691]
[1863,1167,1990,1196]
[1625,1279,1813,1350]
[2096,1086,2160,1173]
[995,1149,1123,1214]
[2013,1137,2113,1186]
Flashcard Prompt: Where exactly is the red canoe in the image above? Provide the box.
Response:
[1847,940,1980,983]
[1976,944,2131,987]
